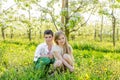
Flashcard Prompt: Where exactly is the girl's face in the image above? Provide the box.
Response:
[57,34,66,46]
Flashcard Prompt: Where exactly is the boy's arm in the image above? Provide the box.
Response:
[34,45,42,62]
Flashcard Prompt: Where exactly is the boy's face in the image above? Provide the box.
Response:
[44,34,53,44]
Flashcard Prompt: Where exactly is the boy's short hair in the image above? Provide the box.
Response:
[44,30,53,36]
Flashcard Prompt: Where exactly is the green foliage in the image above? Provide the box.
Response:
[25,3,30,7]
[112,3,120,8]
[68,13,82,28]
[116,0,120,2]
[98,9,110,16]
[60,8,68,17]
[47,0,57,7]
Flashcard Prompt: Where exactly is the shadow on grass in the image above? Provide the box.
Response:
[72,42,120,53]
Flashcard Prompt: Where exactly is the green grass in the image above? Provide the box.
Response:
[0,39,120,80]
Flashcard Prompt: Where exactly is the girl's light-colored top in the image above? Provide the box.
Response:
[52,45,73,60]
[52,45,63,54]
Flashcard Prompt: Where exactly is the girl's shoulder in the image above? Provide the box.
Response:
[52,45,63,54]
[53,44,59,47]
[52,45,61,50]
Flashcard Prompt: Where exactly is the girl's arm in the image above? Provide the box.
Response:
[53,51,73,71]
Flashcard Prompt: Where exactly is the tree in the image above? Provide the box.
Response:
[0,0,16,40]
[34,0,97,40]
[63,0,69,40]
[99,3,104,42]
[14,0,37,41]
[97,0,120,46]
[110,0,120,46]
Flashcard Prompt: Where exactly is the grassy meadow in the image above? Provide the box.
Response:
[0,36,120,80]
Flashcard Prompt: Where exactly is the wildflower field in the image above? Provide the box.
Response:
[0,38,120,80]
[1,0,120,79]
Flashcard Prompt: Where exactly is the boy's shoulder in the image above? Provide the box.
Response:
[37,43,46,48]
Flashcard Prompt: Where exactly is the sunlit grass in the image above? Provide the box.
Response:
[0,37,120,80]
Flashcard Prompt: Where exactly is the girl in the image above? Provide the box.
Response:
[52,31,74,72]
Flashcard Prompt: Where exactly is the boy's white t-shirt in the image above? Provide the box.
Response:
[34,43,54,62]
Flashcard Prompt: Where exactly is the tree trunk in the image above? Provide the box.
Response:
[65,27,69,40]
[35,31,36,36]
[10,28,13,39]
[61,0,65,31]
[94,28,97,40]
[39,30,42,39]
[112,10,116,46]
[28,6,32,41]
[1,27,5,40]
[28,28,32,41]
[100,15,103,41]
[117,28,119,41]
[64,0,69,40]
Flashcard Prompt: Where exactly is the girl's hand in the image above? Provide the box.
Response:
[70,66,74,72]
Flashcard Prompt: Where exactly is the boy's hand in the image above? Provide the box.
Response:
[48,54,53,59]
[40,54,48,57]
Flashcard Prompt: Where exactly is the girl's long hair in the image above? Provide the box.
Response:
[54,31,70,54]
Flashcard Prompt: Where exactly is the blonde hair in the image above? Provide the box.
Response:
[54,31,71,54]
